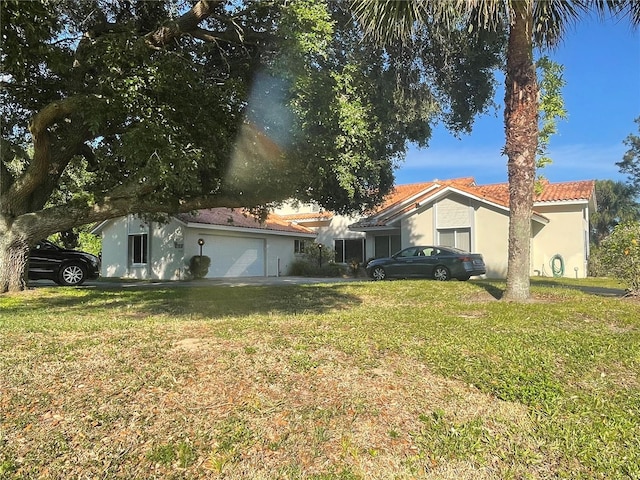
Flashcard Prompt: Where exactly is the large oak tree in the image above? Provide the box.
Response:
[0,0,503,292]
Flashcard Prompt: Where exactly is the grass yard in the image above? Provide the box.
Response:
[0,277,638,479]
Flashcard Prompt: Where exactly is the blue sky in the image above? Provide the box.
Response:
[395,15,640,187]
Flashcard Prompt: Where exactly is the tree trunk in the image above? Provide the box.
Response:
[503,2,538,302]
[0,234,29,293]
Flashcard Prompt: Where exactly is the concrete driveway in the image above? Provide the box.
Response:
[29,276,366,289]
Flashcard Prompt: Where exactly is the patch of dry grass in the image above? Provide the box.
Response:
[1,324,536,479]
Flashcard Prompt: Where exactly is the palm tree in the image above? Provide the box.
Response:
[352,0,640,301]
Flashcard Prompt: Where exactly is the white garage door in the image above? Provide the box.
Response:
[202,235,265,278]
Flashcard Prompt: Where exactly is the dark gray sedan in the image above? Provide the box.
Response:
[366,246,486,281]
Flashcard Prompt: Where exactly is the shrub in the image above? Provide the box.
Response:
[287,259,346,277]
[588,244,606,277]
[302,242,335,266]
[600,221,640,294]
[319,262,346,277]
[347,257,360,275]
[77,231,102,257]
[288,259,316,276]
[188,255,211,279]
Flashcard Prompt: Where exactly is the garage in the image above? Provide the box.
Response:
[202,235,265,278]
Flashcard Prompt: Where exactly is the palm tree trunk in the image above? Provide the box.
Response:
[503,2,538,301]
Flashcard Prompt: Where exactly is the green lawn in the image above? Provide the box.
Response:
[0,278,638,479]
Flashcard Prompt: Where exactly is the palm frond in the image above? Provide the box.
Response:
[350,0,467,44]
[533,0,585,47]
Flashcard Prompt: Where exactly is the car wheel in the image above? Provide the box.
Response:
[58,263,87,286]
[371,266,387,281]
[433,266,450,281]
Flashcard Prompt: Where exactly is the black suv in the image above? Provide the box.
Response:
[28,240,100,286]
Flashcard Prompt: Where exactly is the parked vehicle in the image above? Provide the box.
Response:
[28,240,100,286]
[366,246,486,281]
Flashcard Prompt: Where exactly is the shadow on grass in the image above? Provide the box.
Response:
[530,278,627,298]
[471,277,627,300]
[2,283,362,322]
[472,280,505,300]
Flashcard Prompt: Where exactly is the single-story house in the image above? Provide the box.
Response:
[92,209,316,280]
[278,177,596,279]
[94,177,596,280]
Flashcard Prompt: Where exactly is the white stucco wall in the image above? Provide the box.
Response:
[315,214,364,247]
[474,203,510,279]
[531,203,589,278]
[99,216,130,279]
[99,215,313,280]
[99,216,186,280]
[150,219,187,280]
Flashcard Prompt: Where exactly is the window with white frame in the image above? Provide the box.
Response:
[438,228,471,251]
[294,239,306,254]
[128,233,148,266]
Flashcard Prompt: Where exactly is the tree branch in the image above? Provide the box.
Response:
[3,96,101,216]
[15,184,284,242]
[144,0,224,49]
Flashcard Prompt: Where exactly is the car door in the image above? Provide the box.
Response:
[412,247,439,277]
[386,247,420,277]
[28,241,61,277]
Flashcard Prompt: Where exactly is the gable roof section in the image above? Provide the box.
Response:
[476,179,596,206]
[176,208,315,236]
[277,211,334,223]
[534,180,596,204]
[351,178,595,229]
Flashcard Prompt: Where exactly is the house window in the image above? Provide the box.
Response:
[438,228,471,251]
[294,239,306,254]
[374,235,401,258]
[128,234,148,265]
[334,238,365,263]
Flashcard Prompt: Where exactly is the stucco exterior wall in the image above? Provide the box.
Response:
[531,203,589,278]
[99,216,185,280]
[315,214,364,247]
[473,203,510,279]
[99,216,130,279]
[151,219,187,280]
[402,206,434,247]
[99,215,310,280]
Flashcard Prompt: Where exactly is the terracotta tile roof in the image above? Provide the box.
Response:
[373,177,475,214]
[474,180,596,206]
[352,178,594,229]
[278,211,333,222]
[177,208,314,234]
[374,181,434,212]
[534,180,596,202]
[473,183,510,206]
